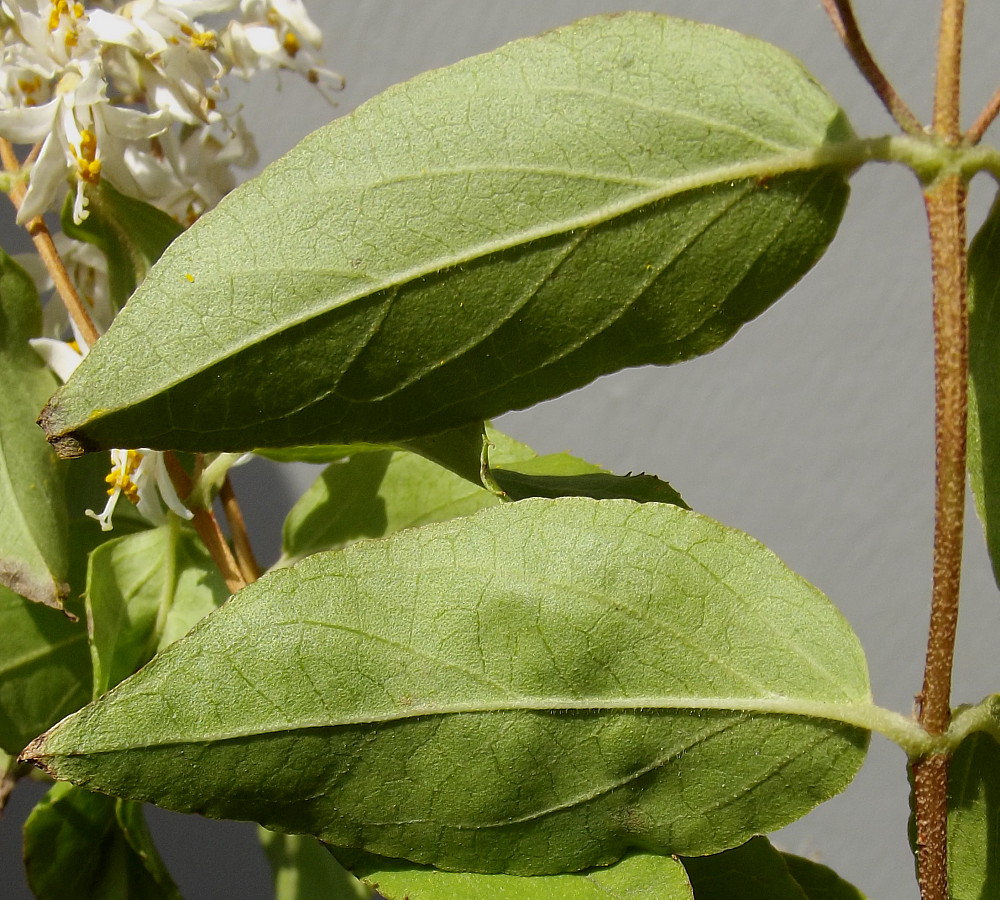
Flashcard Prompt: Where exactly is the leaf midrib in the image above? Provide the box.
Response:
[56,695,875,755]
[114,147,842,407]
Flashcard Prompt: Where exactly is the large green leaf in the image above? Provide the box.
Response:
[41,13,852,458]
[339,848,693,899]
[968,194,1000,587]
[0,249,68,609]
[87,521,230,696]
[23,499,871,874]
[947,701,1000,899]
[260,831,373,900]
[681,835,865,899]
[24,782,180,900]
[0,585,90,755]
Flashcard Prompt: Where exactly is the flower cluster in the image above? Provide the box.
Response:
[0,0,339,224]
[2,1,337,530]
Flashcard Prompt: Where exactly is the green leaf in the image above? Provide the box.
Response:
[279,427,684,565]
[261,830,373,900]
[87,520,229,696]
[24,782,180,900]
[947,708,1000,899]
[0,249,69,609]
[681,835,866,899]
[682,837,807,899]
[0,584,90,755]
[62,180,183,311]
[258,422,486,481]
[280,427,532,564]
[339,848,693,899]
[23,499,870,874]
[968,194,1000,588]
[782,853,867,899]
[494,458,686,506]
[41,13,852,458]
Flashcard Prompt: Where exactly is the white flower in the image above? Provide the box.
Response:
[222,1,342,99]
[0,55,170,222]
[0,0,338,221]
[29,337,193,531]
[86,447,192,530]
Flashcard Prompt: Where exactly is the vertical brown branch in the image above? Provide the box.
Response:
[932,0,965,142]
[911,5,969,898]
[913,173,968,900]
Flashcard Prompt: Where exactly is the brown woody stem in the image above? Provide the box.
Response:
[911,5,969,898]
[164,452,246,594]
[219,474,261,583]
[967,84,1000,144]
[932,0,965,143]
[914,171,968,900]
[819,0,924,135]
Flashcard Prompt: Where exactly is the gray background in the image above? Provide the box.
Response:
[4,2,1000,898]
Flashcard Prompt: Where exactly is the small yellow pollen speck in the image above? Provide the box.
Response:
[184,273,195,283]
[283,31,300,57]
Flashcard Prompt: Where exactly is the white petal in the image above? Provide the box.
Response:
[270,0,321,46]
[99,103,170,140]
[29,338,86,381]
[84,9,147,50]
[17,128,69,222]
[0,99,58,143]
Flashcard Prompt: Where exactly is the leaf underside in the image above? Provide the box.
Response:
[23,499,870,875]
[0,249,68,608]
[41,13,851,457]
[968,194,1000,587]
[947,702,1000,899]
[0,585,89,755]
[340,846,693,899]
[681,835,866,899]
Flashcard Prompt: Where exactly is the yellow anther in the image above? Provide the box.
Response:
[105,450,143,505]
[72,130,101,184]
[282,31,300,57]
[191,30,218,51]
